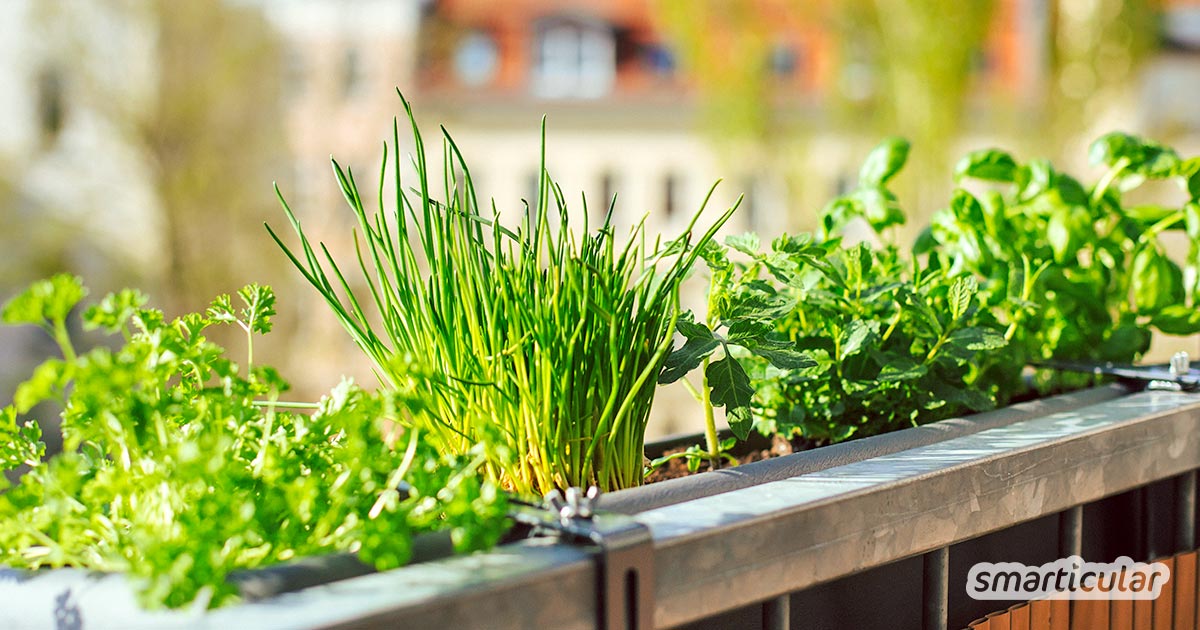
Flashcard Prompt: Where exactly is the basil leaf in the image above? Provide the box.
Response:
[859,137,911,187]
[955,149,1018,183]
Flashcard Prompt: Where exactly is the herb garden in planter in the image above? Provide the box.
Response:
[3,94,1200,629]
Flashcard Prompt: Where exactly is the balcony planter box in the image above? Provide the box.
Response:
[223,385,1192,630]
[9,382,1194,630]
[0,530,456,629]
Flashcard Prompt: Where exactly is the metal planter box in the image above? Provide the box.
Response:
[4,384,1199,630]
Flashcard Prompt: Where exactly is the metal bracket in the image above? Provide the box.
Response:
[510,487,655,630]
[1038,351,1200,392]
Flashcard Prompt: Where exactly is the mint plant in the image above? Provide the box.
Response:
[762,244,1008,441]
[657,138,1012,469]
[655,235,821,469]
[0,275,508,609]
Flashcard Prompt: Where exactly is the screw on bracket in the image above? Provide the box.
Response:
[514,487,656,630]
[1170,351,1190,378]
[1037,353,1200,392]
[544,486,599,526]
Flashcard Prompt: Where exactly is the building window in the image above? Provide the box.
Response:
[769,44,798,77]
[283,46,306,98]
[342,48,365,98]
[455,30,499,87]
[971,47,993,74]
[36,66,65,145]
[663,172,681,219]
[741,177,758,230]
[532,17,615,99]
[526,170,542,214]
[1163,6,1200,51]
[642,44,676,77]
[595,170,617,223]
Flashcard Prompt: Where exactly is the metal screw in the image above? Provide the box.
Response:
[1170,351,1190,378]
[544,486,600,525]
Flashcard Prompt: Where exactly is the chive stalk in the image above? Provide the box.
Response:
[269,93,736,494]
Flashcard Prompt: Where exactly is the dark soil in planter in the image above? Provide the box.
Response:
[645,433,827,483]
[640,377,1093,484]
[599,384,1130,515]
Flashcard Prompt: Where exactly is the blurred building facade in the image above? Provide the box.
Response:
[0,0,161,277]
[4,0,1200,434]
[406,0,1045,242]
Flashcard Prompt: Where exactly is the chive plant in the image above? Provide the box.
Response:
[269,94,736,494]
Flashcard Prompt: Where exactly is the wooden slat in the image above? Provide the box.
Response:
[1112,597,1134,630]
[1073,596,1109,629]
[1052,598,1072,630]
[1032,599,1053,630]
[967,617,992,630]
[1008,602,1031,630]
[1157,557,1177,629]
[987,609,1012,630]
[1136,594,1155,629]
[1174,551,1197,630]
[1194,550,1200,630]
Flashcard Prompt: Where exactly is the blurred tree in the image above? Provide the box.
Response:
[1,0,295,443]
[657,0,775,144]
[831,0,995,221]
[134,0,290,316]
[656,0,996,231]
[1045,0,1157,145]
[32,0,290,317]
[657,0,1163,231]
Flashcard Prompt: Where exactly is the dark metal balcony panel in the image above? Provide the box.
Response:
[642,391,1200,627]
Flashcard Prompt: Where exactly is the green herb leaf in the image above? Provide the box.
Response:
[725,233,761,257]
[725,319,771,344]
[1,274,86,327]
[955,149,1018,183]
[1151,305,1200,336]
[0,407,43,471]
[83,289,148,333]
[854,188,906,232]
[859,137,911,187]
[206,293,237,325]
[238,284,277,335]
[0,278,511,609]
[745,338,818,371]
[840,320,880,359]
[877,355,928,382]
[948,276,978,321]
[677,313,714,341]
[1132,247,1184,314]
[705,355,755,440]
[13,359,67,414]
[660,335,720,385]
[945,327,1007,352]
[1089,132,1179,177]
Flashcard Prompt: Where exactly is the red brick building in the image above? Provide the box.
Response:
[416,0,1032,103]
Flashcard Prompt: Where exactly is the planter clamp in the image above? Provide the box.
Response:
[1039,351,1200,392]
[511,487,655,630]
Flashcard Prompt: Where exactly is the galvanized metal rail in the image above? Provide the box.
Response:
[177,388,1200,630]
